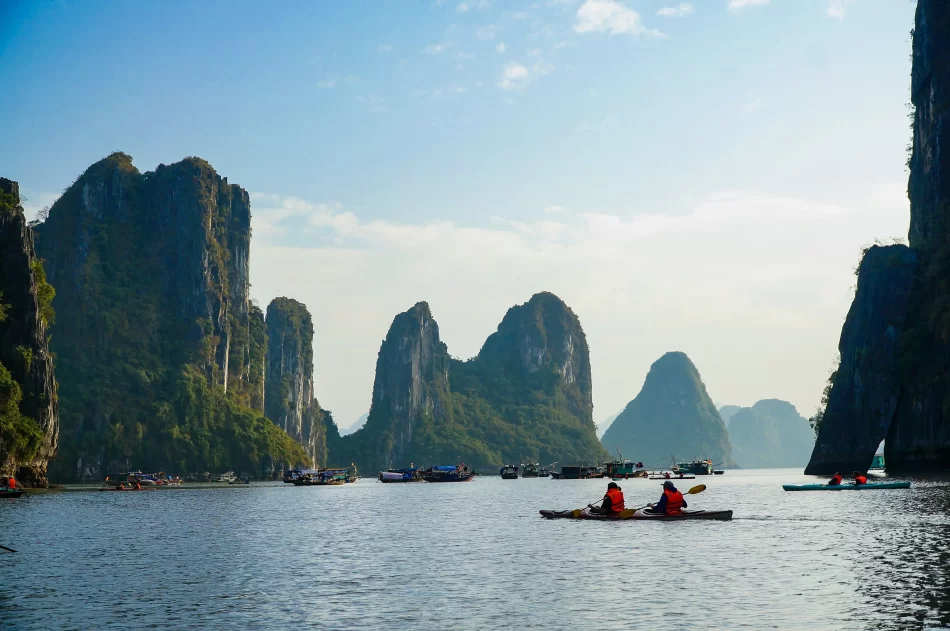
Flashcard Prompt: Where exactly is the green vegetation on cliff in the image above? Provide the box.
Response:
[35,153,308,479]
[337,293,607,472]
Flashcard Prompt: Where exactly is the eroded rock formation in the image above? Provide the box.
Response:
[0,178,59,486]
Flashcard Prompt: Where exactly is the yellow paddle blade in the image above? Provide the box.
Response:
[570,508,583,518]
[687,484,707,494]
[618,508,638,518]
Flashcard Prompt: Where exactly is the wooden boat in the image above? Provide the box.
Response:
[500,465,519,479]
[551,465,600,480]
[521,463,540,478]
[379,468,424,483]
[671,458,714,476]
[782,481,911,491]
[649,474,695,480]
[228,478,250,485]
[539,508,733,521]
[424,465,475,482]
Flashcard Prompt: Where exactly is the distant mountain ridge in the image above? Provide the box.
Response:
[726,400,815,469]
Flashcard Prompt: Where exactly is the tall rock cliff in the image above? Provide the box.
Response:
[728,399,815,469]
[0,179,59,486]
[807,1,950,473]
[339,293,605,472]
[601,352,734,468]
[34,153,308,479]
[264,297,325,468]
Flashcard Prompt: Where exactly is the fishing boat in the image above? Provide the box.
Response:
[283,469,303,483]
[379,467,424,483]
[602,455,647,479]
[228,477,250,485]
[216,471,237,483]
[649,473,695,480]
[782,481,911,491]
[500,464,519,479]
[539,508,733,521]
[521,463,540,478]
[671,458,715,476]
[292,469,347,486]
[551,465,600,480]
[423,465,476,482]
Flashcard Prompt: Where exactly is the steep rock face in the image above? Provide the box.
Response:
[805,246,917,474]
[264,298,325,468]
[34,153,308,479]
[808,1,950,474]
[0,179,59,486]
[601,352,733,467]
[908,0,950,249]
[340,293,605,472]
[729,400,814,469]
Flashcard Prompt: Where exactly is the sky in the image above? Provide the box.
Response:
[1,0,917,431]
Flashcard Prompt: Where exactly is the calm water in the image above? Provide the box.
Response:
[2,469,950,630]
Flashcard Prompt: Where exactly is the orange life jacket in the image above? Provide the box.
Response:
[663,489,685,514]
[606,488,625,512]
[7,477,15,490]
[854,475,867,485]
[829,474,842,486]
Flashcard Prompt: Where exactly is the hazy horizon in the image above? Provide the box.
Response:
[1,0,915,428]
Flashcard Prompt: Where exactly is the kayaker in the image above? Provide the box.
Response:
[853,471,868,485]
[590,482,625,515]
[828,472,843,486]
[648,481,687,515]
[5,476,15,491]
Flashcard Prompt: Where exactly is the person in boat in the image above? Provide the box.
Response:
[5,476,16,491]
[648,481,687,515]
[853,471,868,485]
[590,482,625,515]
[827,472,843,486]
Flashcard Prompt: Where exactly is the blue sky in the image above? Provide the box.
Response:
[1,0,917,430]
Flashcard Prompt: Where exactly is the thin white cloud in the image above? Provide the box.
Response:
[574,0,658,36]
[742,97,765,113]
[377,44,393,53]
[457,2,471,12]
[317,74,340,89]
[826,0,853,19]
[498,62,529,89]
[496,42,507,53]
[656,3,694,17]
[355,94,386,113]
[424,42,448,54]
[476,24,502,40]
[728,0,769,12]
[544,205,567,214]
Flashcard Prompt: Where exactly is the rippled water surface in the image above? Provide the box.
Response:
[3,469,950,630]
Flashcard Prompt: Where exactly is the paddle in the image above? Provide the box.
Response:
[0,544,16,553]
[571,484,707,518]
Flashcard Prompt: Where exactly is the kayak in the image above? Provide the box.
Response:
[782,482,911,491]
[649,475,695,480]
[0,490,25,498]
[539,508,732,521]
[97,486,147,492]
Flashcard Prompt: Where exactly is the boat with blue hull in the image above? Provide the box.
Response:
[782,482,911,491]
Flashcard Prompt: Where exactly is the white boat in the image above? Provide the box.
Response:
[216,471,236,483]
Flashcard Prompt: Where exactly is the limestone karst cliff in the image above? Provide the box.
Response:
[807,0,950,473]
[601,352,733,468]
[264,298,326,468]
[33,153,308,479]
[338,293,606,472]
[0,178,59,486]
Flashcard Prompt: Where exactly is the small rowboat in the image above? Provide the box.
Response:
[539,508,732,521]
[782,481,911,491]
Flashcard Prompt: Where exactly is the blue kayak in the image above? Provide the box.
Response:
[782,482,911,491]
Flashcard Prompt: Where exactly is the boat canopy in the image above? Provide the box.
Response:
[430,465,459,472]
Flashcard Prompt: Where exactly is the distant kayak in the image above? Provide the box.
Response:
[782,482,911,491]
[539,508,732,521]
[649,475,695,480]
[0,490,25,499]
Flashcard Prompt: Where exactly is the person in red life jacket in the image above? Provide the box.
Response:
[649,481,687,515]
[853,471,868,485]
[590,482,625,515]
[5,476,16,491]
[828,472,843,486]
